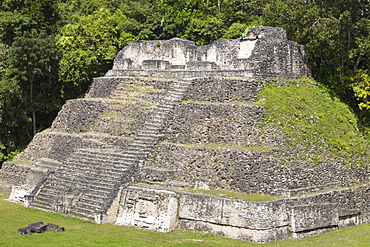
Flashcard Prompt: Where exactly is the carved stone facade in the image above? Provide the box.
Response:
[107,26,310,79]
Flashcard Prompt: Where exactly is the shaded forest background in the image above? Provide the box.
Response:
[0,0,369,163]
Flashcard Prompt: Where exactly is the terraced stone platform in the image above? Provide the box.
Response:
[2,26,369,243]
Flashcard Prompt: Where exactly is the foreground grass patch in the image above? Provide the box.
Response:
[2,191,370,247]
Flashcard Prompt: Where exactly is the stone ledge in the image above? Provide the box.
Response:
[114,182,370,243]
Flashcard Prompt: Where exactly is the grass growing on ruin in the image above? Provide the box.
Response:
[168,142,273,152]
[257,78,370,167]
[2,190,370,247]
[187,188,283,201]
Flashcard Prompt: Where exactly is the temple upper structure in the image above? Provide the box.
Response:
[106,26,310,79]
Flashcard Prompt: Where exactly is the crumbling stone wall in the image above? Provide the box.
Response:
[183,78,265,102]
[0,162,46,193]
[107,26,310,79]
[164,103,273,146]
[15,77,178,163]
[143,77,369,196]
[15,132,130,163]
[115,183,370,243]
[144,143,368,196]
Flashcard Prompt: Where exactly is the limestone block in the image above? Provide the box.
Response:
[9,186,30,202]
[193,179,215,190]
[186,61,217,70]
[142,60,171,70]
[179,219,290,243]
[50,99,107,133]
[116,186,179,232]
[339,213,359,228]
[85,77,123,98]
[0,162,31,185]
[140,167,175,182]
[178,193,289,229]
[289,203,339,233]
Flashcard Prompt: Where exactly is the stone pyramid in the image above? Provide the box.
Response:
[1,27,369,243]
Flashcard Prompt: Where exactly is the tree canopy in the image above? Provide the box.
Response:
[0,0,369,164]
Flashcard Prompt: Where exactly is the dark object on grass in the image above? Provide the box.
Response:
[56,227,65,232]
[18,222,65,235]
[46,223,59,230]
[18,227,32,235]
[28,222,47,233]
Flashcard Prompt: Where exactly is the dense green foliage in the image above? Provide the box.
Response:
[0,0,368,164]
[2,190,370,246]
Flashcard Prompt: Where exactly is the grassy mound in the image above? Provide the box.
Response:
[257,79,369,167]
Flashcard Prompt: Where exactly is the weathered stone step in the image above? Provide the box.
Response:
[55,174,118,189]
[65,153,128,162]
[83,193,109,201]
[143,122,162,128]
[129,142,153,149]
[65,157,119,166]
[35,191,60,202]
[72,156,138,165]
[63,162,129,174]
[67,156,132,166]
[38,188,61,197]
[73,149,139,161]
[131,140,157,147]
[134,133,161,139]
[146,117,166,123]
[56,175,117,188]
[57,166,125,180]
[72,207,95,218]
[118,152,146,160]
[167,91,186,96]
[76,201,104,212]
[63,160,129,173]
[30,202,54,212]
[69,209,95,221]
[79,195,105,205]
[50,176,116,191]
[77,202,104,212]
[57,171,123,184]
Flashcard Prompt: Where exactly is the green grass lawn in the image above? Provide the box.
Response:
[1,191,370,247]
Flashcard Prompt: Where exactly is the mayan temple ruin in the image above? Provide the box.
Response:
[1,26,370,243]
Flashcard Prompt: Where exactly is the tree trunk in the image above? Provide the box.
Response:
[30,77,36,136]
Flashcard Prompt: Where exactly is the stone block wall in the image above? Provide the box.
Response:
[0,162,47,192]
[144,143,368,195]
[142,77,369,196]
[15,132,131,163]
[108,27,310,79]
[15,77,178,163]
[114,183,370,243]
[115,186,179,232]
[164,103,270,146]
[85,77,123,98]
[184,78,265,103]
[50,99,108,133]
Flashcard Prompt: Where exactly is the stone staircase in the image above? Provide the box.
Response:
[28,79,192,221]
